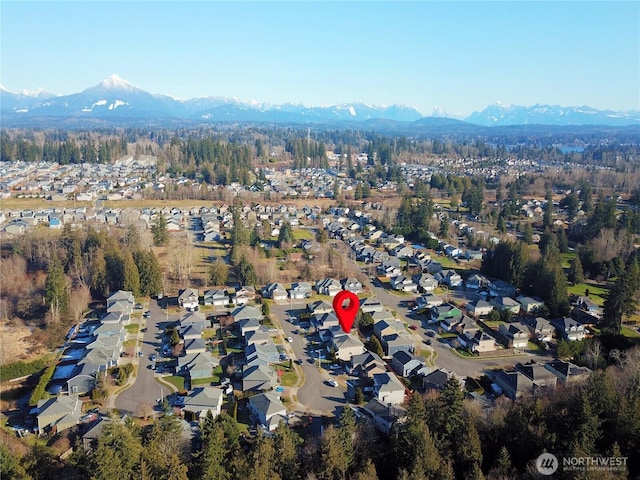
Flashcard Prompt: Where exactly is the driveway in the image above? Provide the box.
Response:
[113,299,180,415]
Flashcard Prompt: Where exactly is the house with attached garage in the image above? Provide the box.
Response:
[412,273,438,293]
[491,296,521,315]
[262,283,288,301]
[544,360,592,386]
[289,282,313,300]
[231,305,262,322]
[178,352,215,380]
[242,364,277,392]
[515,362,557,390]
[390,275,418,292]
[315,277,342,297]
[349,351,387,380]
[178,288,200,311]
[551,317,586,342]
[422,368,455,392]
[372,372,406,405]
[180,387,225,422]
[203,289,228,307]
[521,317,554,343]
[363,398,407,436]
[248,391,287,431]
[516,295,546,314]
[342,277,363,294]
[499,323,530,349]
[391,350,423,378]
[493,369,534,400]
[466,299,494,318]
[37,395,82,435]
[331,334,366,362]
[464,330,497,354]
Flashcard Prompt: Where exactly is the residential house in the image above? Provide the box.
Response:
[416,293,444,310]
[390,275,418,292]
[183,338,208,355]
[233,286,256,306]
[245,329,272,346]
[232,305,262,322]
[574,296,602,319]
[499,323,530,349]
[464,330,497,354]
[181,387,225,422]
[551,317,586,342]
[466,299,494,318]
[245,342,280,366]
[493,370,534,400]
[179,322,206,341]
[453,315,480,337]
[435,270,462,288]
[178,288,200,311]
[376,260,402,278]
[544,360,592,386]
[362,398,407,436]
[430,304,463,325]
[242,364,277,392]
[239,318,262,337]
[465,273,490,291]
[521,317,554,342]
[289,282,312,300]
[82,417,111,451]
[248,391,287,431]
[373,318,406,339]
[315,278,342,297]
[372,372,406,405]
[307,300,334,316]
[359,297,384,313]
[488,280,517,298]
[178,352,215,380]
[517,295,546,314]
[422,368,454,392]
[391,351,423,377]
[412,273,438,293]
[37,395,82,435]
[392,245,414,259]
[262,283,288,301]
[203,289,228,307]
[342,277,363,294]
[313,312,340,330]
[331,334,366,362]
[515,362,558,390]
[349,351,387,380]
[491,296,521,315]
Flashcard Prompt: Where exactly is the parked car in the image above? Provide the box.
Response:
[150,354,157,362]
[409,325,418,330]
[328,364,340,370]
[327,379,339,387]
[286,337,293,343]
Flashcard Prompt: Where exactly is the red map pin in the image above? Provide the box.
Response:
[333,290,359,333]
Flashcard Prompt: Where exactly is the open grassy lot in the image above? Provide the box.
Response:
[164,375,185,391]
[293,228,315,240]
[125,324,139,334]
[567,283,608,305]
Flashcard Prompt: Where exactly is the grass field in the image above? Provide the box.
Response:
[125,324,139,334]
[567,283,608,305]
[561,252,578,269]
[164,375,185,391]
[293,228,315,241]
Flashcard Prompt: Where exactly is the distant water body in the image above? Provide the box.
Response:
[559,146,586,153]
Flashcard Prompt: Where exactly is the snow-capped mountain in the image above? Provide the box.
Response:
[466,102,640,126]
[1,75,638,127]
[0,85,56,113]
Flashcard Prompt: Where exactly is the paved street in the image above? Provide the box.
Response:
[113,299,177,415]
[270,302,347,417]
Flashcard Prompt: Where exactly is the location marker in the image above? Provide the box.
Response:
[333,290,359,333]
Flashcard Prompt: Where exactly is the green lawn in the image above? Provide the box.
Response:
[164,376,185,391]
[561,252,577,269]
[526,341,545,353]
[621,326,640,338]
[567,283,608,306]
[293,228,314,240]
[123,339,136,347]
[125,324,139,334]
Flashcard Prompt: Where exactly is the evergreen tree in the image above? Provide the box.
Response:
[151,215,169,246]
[45,254,68,323]
[365,336,384,357]
[90,418,143,480]
[568,256,585,285]
[278,221,293,247]
[602,259,640,335]
[543,190,554,229]
[236,255,257,286]
[134,249,162,296]
[273,424,303,480]
[122,250,140,296]
[90,247,109,297]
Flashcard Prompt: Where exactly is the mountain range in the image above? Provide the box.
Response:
[1,74,638,127]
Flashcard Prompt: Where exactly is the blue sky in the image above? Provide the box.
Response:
[2,1,638,116]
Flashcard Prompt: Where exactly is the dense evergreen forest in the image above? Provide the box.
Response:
[2,359,639,480]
